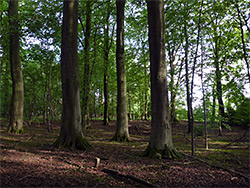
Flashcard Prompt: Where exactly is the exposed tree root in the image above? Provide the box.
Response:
[8,126,24,134]
[143,145,181,159]
[111,134,130,142]
[53,135,91,151]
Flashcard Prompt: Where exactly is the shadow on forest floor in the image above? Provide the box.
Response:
[0,120,249,187]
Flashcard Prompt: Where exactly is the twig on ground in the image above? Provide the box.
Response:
[102,168,156,187]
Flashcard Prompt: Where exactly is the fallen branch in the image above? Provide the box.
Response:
[218,127,249,149]
[102,168,156,187]
[57,157,83,169]
[181,153,250,180]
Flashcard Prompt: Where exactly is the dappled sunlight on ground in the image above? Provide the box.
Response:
[0,120,249,187]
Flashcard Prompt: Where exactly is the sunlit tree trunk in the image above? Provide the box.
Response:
[54,0,90,150]
[112,0,130,141]
[8,0,24,133]
[144,0,179,159]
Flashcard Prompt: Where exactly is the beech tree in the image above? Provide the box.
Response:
[82,0,92,129]
[112,0,130,141]
[144,0,179,159]
[54,0,90,150]
[8,0,24,133]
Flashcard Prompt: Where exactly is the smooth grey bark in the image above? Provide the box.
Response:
[144,0,179,159]
[54,0,90,150]
[8,0,24,133]
[112,0,130,141]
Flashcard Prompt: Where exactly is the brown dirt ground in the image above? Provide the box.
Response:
[0,120,249,187]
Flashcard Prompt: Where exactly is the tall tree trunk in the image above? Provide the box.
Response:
[143,53,148,121]
[184,23,193,133]
[200,37,208,150]
[144,0,179,159]
[211,84,216,125]
[184,22,194,155]
[47,60,53,132]
[8,0,24,133]
[189,0,203,156]
[29,80,36,122]
[128,83,132,121]
[43,77,47,125]
[236,7,250,83]
[103,2,111,126]
[169,55,183,123]
[54,0,90,150]
[214,40,225,136]
[0,60,2,85]
[169,54,176,122]
[112,0,130,141]
[1,59,10,118]
[82,0,92,129]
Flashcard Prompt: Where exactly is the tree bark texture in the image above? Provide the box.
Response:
[8,0,24,133]
[184,23,194,137]
[54,0,90,150]
[47,60,53,132]
[200,38,208,150]
[214,38,225,136]
[113,0,130,141]
[144,0,179,159]
[82,0,92,129]
[237,7,250,84]
[103,2,111,126]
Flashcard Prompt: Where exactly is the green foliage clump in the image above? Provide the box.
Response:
[227,98,250,128]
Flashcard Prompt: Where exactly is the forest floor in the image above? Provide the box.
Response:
[0,120,249,187]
